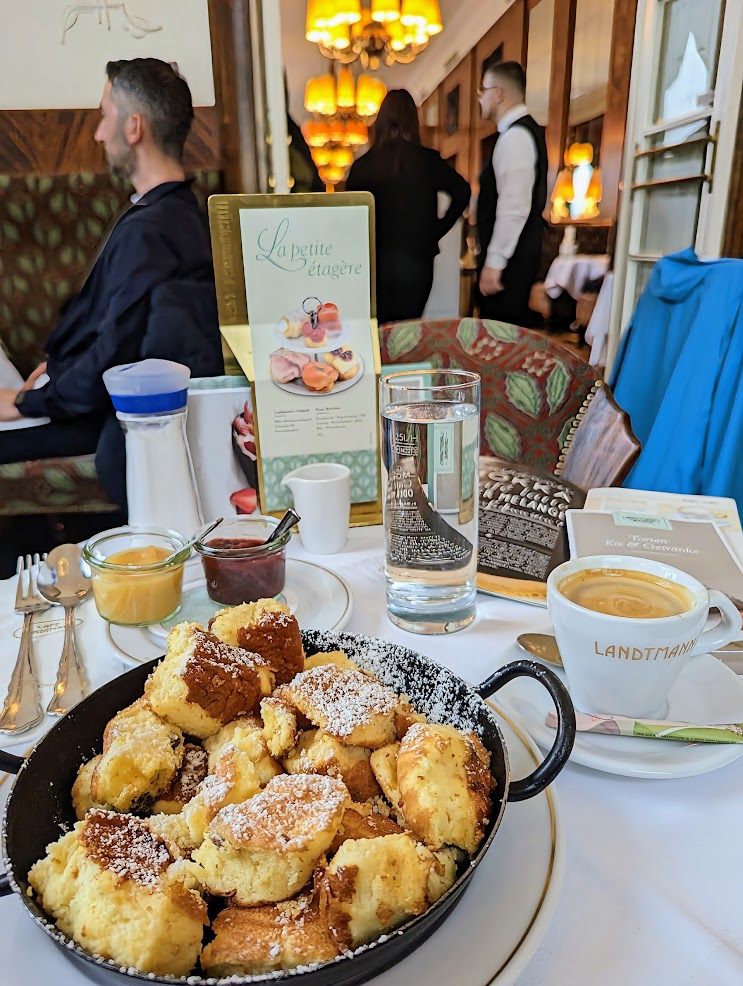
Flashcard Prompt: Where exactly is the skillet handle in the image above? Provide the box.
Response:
[477,660,575,802]
[0,751,24,896]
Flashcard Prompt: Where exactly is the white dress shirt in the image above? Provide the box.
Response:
[485,103,537,271]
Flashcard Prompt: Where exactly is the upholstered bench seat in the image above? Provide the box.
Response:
[0,455,118,517]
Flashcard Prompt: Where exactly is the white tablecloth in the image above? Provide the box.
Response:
[1,526,742,984]
[544,254,610,301]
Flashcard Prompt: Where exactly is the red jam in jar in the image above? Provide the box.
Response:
[199,534,287,605]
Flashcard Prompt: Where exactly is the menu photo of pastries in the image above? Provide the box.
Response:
[275,297,344,353]
[269,345,364,396]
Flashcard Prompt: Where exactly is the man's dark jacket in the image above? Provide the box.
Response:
[17,180,219,420]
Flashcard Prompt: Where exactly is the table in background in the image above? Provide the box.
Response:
[0,526,741,985]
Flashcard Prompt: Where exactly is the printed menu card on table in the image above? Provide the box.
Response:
[208,193,382,523]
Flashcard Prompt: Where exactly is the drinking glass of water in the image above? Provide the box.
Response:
[380,369,480,634]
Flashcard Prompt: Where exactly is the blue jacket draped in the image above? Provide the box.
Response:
[611,249,743,511]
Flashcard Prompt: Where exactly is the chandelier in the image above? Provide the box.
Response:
[306,0,443,69]
[303,67,386,186]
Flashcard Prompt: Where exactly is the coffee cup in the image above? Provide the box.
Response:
[546,554,742,718]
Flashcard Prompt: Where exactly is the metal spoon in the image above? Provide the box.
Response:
[173,517,224,560]
[516,633,564,667]
[265,509,301,545]
[37,544,92,716]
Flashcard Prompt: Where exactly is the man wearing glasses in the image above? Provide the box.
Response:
[476,58,547,327]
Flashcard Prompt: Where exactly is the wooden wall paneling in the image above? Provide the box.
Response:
[438,53,474,181]
[0,106,219,177]
[207,0,259,192]
[545,0,576,198]
[470,0,527,186]
[723,94,743,257]
[599,0,639,221]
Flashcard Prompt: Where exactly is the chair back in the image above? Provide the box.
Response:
[379,317,598,472]
[556,381,640,490]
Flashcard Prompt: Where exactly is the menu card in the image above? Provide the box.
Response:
[208,193,382,522]
[476,457,586,604]
[567,510,743,603]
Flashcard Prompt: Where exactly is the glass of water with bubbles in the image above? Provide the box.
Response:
[380,369,480,634]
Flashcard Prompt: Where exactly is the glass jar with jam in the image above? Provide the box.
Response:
[83,527,189,626]
[194,516,290,605]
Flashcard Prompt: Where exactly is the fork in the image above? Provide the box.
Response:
[0,554,51,734]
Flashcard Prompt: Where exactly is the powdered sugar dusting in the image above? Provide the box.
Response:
[280,665,398,739]
[80,809,171,887]
[300,631,492,738]
[212,774,348,851]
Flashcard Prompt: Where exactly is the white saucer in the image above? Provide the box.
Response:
[0,705,564,986]
[498,652,743,779]
[106,558,354,667]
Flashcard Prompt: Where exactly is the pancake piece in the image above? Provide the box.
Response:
[261,696,299,757]
[88,698,184,813]
[303,649,361,673]
[318,833,449,949]
[369,742,402,815]
[192,774,349,906]
[282,729,381,802]
[201,894,339,976]
[237,610,304,686]
[145,623,274,739]
[151,744,209,815]
[275,665,398,749]
[396,723,493,853]
[28,810,206,977]
[72,755,101,820]
[208,598,290,647]
[328,802,405,855]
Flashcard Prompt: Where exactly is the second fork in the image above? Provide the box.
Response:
[0,554,50,734]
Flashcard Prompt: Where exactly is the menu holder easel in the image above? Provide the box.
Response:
[208,192,382,526]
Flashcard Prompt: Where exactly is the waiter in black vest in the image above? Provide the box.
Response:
[476,58,547,326]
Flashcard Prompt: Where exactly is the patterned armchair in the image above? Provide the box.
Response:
[0,169,222,517]
[379,318,600,473]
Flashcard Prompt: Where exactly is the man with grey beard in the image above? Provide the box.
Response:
[0,58,216,504]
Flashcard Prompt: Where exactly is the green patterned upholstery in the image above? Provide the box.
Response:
[0,169,223,515]
[379,317,599,473]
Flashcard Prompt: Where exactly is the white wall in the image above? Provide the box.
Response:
[0,0,215,109]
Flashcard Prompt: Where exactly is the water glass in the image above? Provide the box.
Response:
[380,369,481,634]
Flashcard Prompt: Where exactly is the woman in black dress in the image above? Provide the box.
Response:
[346,89,470,324]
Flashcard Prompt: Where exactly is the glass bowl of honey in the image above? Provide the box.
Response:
[83,527,190,626]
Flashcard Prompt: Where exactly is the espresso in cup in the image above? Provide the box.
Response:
[547,555,742,718]
[558,568,694,620]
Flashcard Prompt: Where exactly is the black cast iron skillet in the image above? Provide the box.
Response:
[0,630,574,986]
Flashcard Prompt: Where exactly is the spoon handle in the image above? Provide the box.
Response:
[47,606,89,716]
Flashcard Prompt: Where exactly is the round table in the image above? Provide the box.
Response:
[0,526,741,985]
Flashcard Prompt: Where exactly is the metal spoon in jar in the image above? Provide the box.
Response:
[264,509,301,545]
[167,517,224,562]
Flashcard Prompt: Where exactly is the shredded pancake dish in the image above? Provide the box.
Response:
[27,600,495,979]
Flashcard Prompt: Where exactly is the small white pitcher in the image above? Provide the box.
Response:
[281,463,351,554]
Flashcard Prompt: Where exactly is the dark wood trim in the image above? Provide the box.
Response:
[207,0,259,193]
[0,107,218,176]
[723,94,743,257]
[545,0,576,198]
[599,0,639,220]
